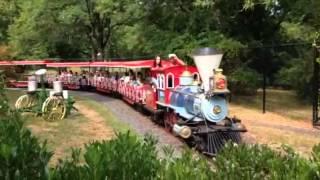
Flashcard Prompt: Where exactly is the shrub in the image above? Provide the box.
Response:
[213,143,312,179]
[308,144,320,179]
[51,132,160,180]
[229,67,262,95]
[157,148,214,180]
[0,113,53,179]
[0,71,9,116]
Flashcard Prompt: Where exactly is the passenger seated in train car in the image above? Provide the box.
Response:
[74,72,80,85]
[131,72,143,86]
[97,72,103,87]
[123,72,130,84]
[89,72,94,87]
[105,70,110,78]
[153,55,162,69]
[60,70,67,82]
[130,71,136,80]
[80,75,88,90]
[111,71,119,81]
[129,69,134,78]
[129,73,137,86]
[93,71,99,87]
[67,70,73,83]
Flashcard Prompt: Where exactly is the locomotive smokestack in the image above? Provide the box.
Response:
[192,47,223,92]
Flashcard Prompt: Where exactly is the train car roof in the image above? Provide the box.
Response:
[48,59,178,68]
[0,60,52,66]
[90,60,154,68]
[13,60,51,65]
[0,61,13,66]
[46,62,91,67]
[0,57,186,68]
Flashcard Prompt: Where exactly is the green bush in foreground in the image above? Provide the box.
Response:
[157,148,214,180]
[1,87,320,180]
[51,132,160,180]
[0,113,52,179]
[2,113,320,180]
[214,143,316,179]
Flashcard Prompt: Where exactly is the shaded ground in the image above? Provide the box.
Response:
[71,91,185,156]
[229,104,320,155]
[24,101,114,165]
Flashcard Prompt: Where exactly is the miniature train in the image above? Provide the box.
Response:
[7,48,247,155]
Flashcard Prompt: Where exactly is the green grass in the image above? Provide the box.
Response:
[4,89,133,165]
[5,90,24,107]
[231,88,312,120]
[74,95,135,135]
[6,89,133,133]
[23,113,88,156]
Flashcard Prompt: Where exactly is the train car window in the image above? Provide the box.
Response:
[167,73,174,88]
[160,74,165,89]
[157,74,161,88]
[192,72,200,81]
[192,72,200,85]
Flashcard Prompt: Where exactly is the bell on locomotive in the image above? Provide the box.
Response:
[192,47,229,94]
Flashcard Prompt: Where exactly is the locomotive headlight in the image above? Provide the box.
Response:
[213,105,222,114]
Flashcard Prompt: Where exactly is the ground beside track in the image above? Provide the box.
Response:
[7,89,185,159]
[71,91,185,156]
[73,91,320,156]
[230,104,320,155]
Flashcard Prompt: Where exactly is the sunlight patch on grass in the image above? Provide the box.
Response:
[76,97,135,135]
[249,126,318,156]
[231,89,312,120]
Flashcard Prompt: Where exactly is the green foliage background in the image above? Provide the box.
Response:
[0,0,319,96]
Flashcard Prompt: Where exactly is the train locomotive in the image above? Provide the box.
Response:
[149,48,246,155]
[5,47,247,155]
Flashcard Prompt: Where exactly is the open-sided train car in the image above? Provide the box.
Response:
[1,60,51,88]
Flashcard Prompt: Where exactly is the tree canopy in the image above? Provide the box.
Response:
[0,0,319,96]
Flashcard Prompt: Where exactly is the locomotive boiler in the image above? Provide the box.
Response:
[163,48,246,155]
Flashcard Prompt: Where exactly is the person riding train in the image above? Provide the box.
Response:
[153,55,162,69]
[168,54,185,66]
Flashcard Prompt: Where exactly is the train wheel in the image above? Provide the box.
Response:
[164,111,177,132]
[42,96,66,122]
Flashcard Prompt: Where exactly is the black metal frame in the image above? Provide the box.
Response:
[313,36,320,126]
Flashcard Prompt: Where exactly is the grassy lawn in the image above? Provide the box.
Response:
[231,88,312,120]
[75,96,134,135]
[5,89,132,165]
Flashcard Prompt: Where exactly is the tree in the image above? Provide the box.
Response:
[7,0,142,60]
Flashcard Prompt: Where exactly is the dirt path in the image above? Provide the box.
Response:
[71,91,185,156]
[230,104,320,155]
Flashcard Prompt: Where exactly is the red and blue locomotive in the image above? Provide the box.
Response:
[141,48,246,155]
